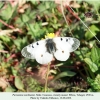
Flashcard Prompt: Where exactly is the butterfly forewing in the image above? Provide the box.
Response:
[21,46,35,59]
[53,37,80,52]
[21,39,45,59]
[70,38,80,52]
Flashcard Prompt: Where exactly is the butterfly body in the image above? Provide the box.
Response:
[45,39,57,54]
[21,37,80,64]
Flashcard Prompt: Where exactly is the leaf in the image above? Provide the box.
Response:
[14,76,24,91]
[84,58,98,72]
[87,74,100,92]
[30,0,39,5]
[0,2,4,9]
[91,47,100,65]
[0,3,13,20]
[15,17,24,27]
[0,36,11,43]
[54,71,76,80]
[26,23,42,38]
[86,0,100,9]
[14,37,27,50]
[85,25,99,40]
[38,1,54,11]
[11,67,18,76]
[21,14,29,23]
[5,85,16,92]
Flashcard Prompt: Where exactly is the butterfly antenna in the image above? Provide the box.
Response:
[60,0,74,37]
[68,6,100,43]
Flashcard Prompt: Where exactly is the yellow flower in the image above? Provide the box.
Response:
[45,33,55,39]
[41,38,45,40]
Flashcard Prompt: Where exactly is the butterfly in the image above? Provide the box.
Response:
[21,37,80,64]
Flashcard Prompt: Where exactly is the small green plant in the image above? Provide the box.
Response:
[87,74,100,92]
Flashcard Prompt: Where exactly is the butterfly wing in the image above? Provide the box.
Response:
[53,37,80,61]
[21,45,35,59]
[34,42,53,64]
[21,39,53,64]
[21,39,46,59]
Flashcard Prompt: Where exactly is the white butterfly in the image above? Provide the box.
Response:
[21,37,80,64]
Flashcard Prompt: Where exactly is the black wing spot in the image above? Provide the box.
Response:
[37,42,39,45]
[61,38,63,41]
[32,45,34,48]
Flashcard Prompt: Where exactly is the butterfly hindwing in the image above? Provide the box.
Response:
[34,42,53,64]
